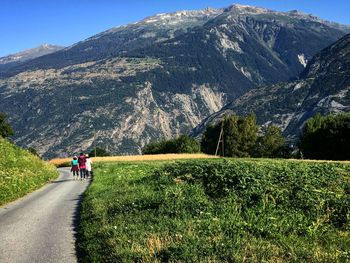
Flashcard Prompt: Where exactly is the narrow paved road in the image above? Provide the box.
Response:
[0,168,90,263]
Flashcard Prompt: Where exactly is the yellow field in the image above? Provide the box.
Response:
[49,154,350,167]
[49,153,218,166]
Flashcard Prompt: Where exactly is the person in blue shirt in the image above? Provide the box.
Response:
[71,156,79,180]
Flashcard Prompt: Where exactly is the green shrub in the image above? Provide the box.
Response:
[142,135,200,154]
[300,112,350,160]
[0,138,58,205]
[0,112,14,138]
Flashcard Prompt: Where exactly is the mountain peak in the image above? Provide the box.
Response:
[140,7,223,24]
[225,4,270,14]
[0,44,64,65]
[40,43,55,49]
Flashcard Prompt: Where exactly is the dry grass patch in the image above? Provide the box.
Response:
[49,153,217,167]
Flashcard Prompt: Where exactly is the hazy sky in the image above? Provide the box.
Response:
[1,0,349,57]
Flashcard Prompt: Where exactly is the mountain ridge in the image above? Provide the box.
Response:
[0,44,64,74]
[0,44,64,64]
[0,4,349,158]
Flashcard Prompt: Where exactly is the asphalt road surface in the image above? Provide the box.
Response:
[0,168,90,263]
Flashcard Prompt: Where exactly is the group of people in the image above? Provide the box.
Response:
[70,153,93,180]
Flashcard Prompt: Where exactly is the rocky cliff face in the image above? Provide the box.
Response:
[193,33,350,141]
[0,4,349,158]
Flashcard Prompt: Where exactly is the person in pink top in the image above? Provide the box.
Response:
[78,152,87,180]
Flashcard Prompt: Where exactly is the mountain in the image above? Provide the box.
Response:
[0,44,64,73]
[0,4,349,158]
[192,33,350,141]
[0,9,222,77]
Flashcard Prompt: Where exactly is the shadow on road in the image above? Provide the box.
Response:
[50,179,74,183]
[71,179,92,262]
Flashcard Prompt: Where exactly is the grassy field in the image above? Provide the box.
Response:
[49,153,218,167]
[78,158,350,262]
[0,138,58,206]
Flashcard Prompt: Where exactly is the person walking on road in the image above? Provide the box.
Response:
[78,153,87,180]
[70,156,79,180]
[85,154,93,179]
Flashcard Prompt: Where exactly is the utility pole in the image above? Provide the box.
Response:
[215,123,224,157]
[93,128,97,157]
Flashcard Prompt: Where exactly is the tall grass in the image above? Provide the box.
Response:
[78,159,350,262]
[0,138,58,206]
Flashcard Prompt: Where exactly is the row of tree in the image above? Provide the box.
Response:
[143,114,286,158]
[143,112,350,160]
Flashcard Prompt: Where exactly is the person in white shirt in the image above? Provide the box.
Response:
[85,154,93,179]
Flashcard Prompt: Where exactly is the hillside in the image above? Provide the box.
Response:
[0,4,349,158]
[0,138,58,205]
[192,33,350,140]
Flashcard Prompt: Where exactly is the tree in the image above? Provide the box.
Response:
[201,114,259,157]
[88,147,111,157]
[174,135,201,153]
[233,114,259,157]
[299,112,350,160]
[254,125,285,158]
[142,135,200,154]
[200,124,221,155]
[0,113,14,138]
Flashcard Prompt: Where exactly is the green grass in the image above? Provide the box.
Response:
[78,159,350,262]
[0,138,58,206]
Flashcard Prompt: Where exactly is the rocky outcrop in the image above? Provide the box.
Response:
[193,34,350,141]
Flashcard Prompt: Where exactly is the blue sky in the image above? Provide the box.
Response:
[1,0,349,57]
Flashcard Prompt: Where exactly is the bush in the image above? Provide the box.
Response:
[142,135,200,154]
[0,112,14,138]
[299,112,350,160]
